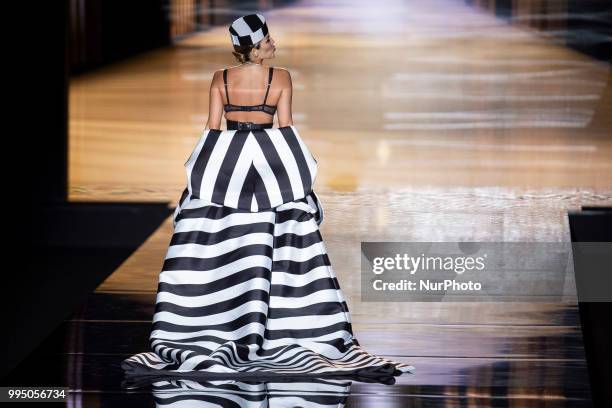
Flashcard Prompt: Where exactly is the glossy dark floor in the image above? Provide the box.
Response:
[5,291,592,407]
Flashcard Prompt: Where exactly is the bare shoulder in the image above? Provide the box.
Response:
[272,67,291,77]
[271,67,292,87]
[212,68,225,83]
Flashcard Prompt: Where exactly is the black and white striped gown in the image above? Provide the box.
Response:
[122,125,415,381]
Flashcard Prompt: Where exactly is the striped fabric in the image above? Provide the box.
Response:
[185,126,318,211]
[122,126,414,381]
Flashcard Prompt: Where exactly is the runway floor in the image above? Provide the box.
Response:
[17,0,612,405]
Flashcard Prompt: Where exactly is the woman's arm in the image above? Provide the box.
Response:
[276,69,293,127]
[205,70,224,130]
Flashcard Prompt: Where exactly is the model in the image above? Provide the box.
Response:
[122,13,415,382]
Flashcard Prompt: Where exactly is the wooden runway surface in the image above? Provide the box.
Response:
[65,0,611,405]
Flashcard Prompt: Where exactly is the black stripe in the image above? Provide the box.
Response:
[158,267,271,298]
[156,288,271,318]
[275,208,312,224]
[180,204,253,220]
[153,341,214,356]
[212,130,249,204]
[264,321,351,341]
[268,301,349,319]
[177,187,189,207]
[253,130,294,203]
[272,255,331,275]
[162,243,272,271]
[238,163,257,210]
[171,222,273,246]
[270,278,338,297]
[279,127,312,196]
[154,310,267,334]
[274,231,321,249]
[191,129,221,198]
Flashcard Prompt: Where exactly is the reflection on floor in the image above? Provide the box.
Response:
[8,291,591,406]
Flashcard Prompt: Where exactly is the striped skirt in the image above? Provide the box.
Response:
[121,126,415,382]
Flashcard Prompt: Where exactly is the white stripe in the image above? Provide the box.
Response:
[291,126,318,183]
[165,232,272,260]
[271,266,332,286]
[153,300,269,326]
[159,255,272,285]
[270,289,342,309]
[157,278,271,308]
[274,218,318,236]
[274,241,325,262]
[268,130,305,198]
[200,131,234,203]
[252,141,284,206]
[267,312,348,331]
[174,211,274,233]
[184,129,208,170]
[276,200,313,213]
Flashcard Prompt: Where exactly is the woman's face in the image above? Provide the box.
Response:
[255,34,276,60]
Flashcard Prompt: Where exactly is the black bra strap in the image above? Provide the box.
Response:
[263,67,274,104]
[223,69,230,104]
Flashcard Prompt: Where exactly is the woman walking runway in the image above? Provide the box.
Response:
[122,13,414,382]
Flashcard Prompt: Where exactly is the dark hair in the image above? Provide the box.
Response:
[232,41,262,63]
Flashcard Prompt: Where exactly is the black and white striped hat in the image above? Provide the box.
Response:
[229,14,269,47]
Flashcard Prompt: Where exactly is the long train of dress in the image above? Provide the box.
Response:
[121,126,415,381]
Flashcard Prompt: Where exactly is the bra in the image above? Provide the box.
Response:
[223,67,277,116]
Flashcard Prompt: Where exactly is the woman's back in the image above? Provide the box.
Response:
[223,65,277,116]
[209,64,293,128]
